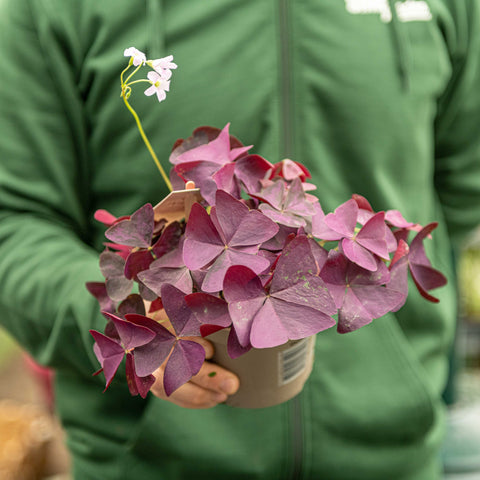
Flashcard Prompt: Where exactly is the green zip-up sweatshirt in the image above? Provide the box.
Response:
[1,1,480,479]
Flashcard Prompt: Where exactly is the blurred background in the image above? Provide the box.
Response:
[1,230,480,479]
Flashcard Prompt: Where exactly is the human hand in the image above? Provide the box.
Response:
[149,336,240,409]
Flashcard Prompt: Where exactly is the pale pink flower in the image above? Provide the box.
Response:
[151,55,177,80]
[144,71,170,102]
[124,47,146,66]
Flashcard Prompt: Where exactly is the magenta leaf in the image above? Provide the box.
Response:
[223,266,266,346]
[227,328,252,358]
[139,263,193,295]
[269,159,312,182]
[151,221,184,258]
[174,160,233,206]
[185,292,232,329]
[171,123,250,166]
[408,223,447,302]
[183,203,224,269]
[99,251,133,302]
[105,203,155,248]
[257,178,316,228]
[102,312,156,351]
[184,190,278,292]
[94,209,128,227]
[320,251,405,333]
[309,202,343,241]
[224,236,337,349]
[138,236,193,295]
[161,284,201,337]
[326,202,389,271]
[86,282,116,313]
[354,212,389,260]
[163,340,205,396]
[234,154,273,194]
[124,250,154,280]
[117,294,146,317]
[90,330,125,389]
[125,353,155,398]
[324,198,358,237]
[124,313,176,378]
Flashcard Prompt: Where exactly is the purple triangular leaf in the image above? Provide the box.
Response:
[102,312,156,351]
[201,248,271,293]
[160,284,201,336]
[341,238,378,272]
[223,266,266,347]
[117,294,146,317]
[89,330,125,389]
[125,353,155,398]
[355,212,389,260]
[105,203,154,248]
[250,297,336,348]
[86,282,116,313]
[183,203,224,270]
[124,250,154,280]
[227,328,252,358]
[324,198,358,237]
[163,340,206,396]
[185,293,232,328]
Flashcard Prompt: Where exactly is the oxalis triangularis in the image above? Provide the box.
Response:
[87,48,447,398]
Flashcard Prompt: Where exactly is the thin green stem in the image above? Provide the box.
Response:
[126,79,151,86]
[124,64,143,85]
[121,90,172,191]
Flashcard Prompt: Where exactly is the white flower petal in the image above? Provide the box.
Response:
[144,85,156,97]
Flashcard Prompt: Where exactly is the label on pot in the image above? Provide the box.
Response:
[278,337,313,385]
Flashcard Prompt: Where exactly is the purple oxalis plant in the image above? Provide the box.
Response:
[87,123,447,398]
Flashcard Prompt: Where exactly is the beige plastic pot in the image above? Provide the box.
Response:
[207,329,316,409]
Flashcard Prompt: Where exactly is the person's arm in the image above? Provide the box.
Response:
[434,0,480,247]
[0,1,239,407]
[0,0,104,376]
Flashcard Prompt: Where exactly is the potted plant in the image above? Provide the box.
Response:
[87,48,447,408]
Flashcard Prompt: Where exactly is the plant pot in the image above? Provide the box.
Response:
[207,329,315,409]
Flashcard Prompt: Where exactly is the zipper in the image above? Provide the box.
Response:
[278,0,303,478]
[289,396,304,479]
[278,0,295,159]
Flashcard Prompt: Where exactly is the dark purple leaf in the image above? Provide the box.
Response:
[89,330,124,389]
[185,293,232,328]
[160,284,202,337]
[86,282,116,313]
[100,251,134,302]
[184,190,278,292]
[320,251,405,333]
[408,223,447,302]
[163,340,206,396]
[170,123,250,166]
[117,294,146,317]
[124,250,154,280]
[183,203,224,270]
[105,203,155,248]
[125,353,155,398]
[257,178,316,228]
[102,312,156,351]
[224,239,337,349]
[234,154,273,194]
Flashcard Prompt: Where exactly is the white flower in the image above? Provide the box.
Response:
[144,71,170,102]
[151,55,177,80]
[124,47,146,66]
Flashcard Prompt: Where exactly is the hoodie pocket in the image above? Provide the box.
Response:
[305,313,445,479]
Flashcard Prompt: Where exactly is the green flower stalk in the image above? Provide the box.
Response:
[121,47,177,192]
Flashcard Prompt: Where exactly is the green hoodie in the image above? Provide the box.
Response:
[1,0,480,479]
